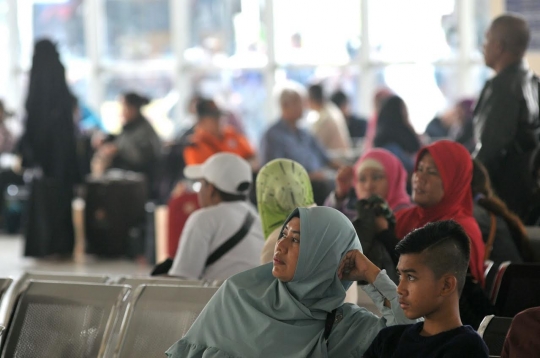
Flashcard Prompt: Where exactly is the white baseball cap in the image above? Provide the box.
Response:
[184,153,252,195]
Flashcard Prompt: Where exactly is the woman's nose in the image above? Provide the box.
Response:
[276,237,288,252]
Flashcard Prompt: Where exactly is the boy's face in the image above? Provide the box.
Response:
[396,253,445,320]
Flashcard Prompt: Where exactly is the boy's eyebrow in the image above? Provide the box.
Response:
[397,268,417,273]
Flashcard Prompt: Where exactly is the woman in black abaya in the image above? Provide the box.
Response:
[20,39,80,258]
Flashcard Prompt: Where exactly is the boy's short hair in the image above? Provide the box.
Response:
[395,220,470,295]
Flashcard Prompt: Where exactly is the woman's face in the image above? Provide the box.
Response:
[412,153,444,208]
[355,167,389,200]
[272,217,300,282]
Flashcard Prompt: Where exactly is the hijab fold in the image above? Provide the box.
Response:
[395,140,485,285]
[166,207,362,357]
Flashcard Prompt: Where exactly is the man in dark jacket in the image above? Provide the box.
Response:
[473,14,539,220]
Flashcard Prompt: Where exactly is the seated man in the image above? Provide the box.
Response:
[330,89,367,141]
[168,152,264,281]
[260,86,340,181]
[183,98,255,166]
[364,220,489,358]
[306,84,351,153]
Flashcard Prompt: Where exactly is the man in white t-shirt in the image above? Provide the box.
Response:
[168,153,264,281]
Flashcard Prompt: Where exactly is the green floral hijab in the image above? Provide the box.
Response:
[256,159,314,239]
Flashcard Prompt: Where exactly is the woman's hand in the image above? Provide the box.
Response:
[335,166,354,200]
[338,250,381,284]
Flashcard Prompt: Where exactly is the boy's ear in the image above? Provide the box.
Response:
[440,274,457,297]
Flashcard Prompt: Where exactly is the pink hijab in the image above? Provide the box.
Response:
[353,148,411,212]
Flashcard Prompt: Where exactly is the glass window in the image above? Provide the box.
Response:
[31,0,86,62]
[0,0,9,99]
[101,72,174,137]
[368,0,456,62]
[273,0,361,65]
[104,0,171,60]
[186,0,266,67]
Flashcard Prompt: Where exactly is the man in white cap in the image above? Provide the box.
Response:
[168,153,264,281]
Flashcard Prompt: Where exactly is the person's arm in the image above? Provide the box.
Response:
[474,81,520,166]
[168,212,211,280]
[338,250,418,326]
[115,132,160,170]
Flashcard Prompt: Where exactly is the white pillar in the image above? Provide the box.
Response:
[7,0,20,109]
[83,0,104,110]
[457,0,477,97]
[170,0,190,131]
[262,0,277,124]
[358,0,374,116]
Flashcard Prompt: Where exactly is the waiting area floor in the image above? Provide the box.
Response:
[0,234,150,280]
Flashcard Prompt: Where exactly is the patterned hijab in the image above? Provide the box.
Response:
[256,159,315,239]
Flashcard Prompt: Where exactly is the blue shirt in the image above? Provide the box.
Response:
[260,119,330,172]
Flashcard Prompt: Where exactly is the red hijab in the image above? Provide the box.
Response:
[353,148,411,212]
[395,140,485,285]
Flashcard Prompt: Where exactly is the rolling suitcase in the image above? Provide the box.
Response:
[85,171,147,257]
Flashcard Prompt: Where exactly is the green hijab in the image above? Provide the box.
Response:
[166,207,362,357]
[256,159,315,239]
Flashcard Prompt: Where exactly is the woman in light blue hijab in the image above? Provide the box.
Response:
[166,206,414,357]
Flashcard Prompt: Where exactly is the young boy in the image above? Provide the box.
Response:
[363,220,489,357]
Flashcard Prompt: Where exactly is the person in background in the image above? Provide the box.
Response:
[325,148,411,221]
[394,141,485,286]
[373,95,421,174]
[501,307,540,358]
[167,206,417,357]
[260,86,340,179]
[19,39,80,258]
[424,105,460,139]
[0,100,15,154]
[183,98,255,167]
[471,159,534,288]
[473,14,539,221]
[306,84,352,154]
[364,220,489,358]
[256,158,359,304]
[168,153,263,281]
[325,149,412,283]
[364,88,393,150]
[0,100,23,232]
[94,92,161,196]
[453,99,476,152]
[330,89,367,143]
[260,86,342,205]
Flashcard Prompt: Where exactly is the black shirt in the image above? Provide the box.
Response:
[364,322,488,358]
[346,114,367,139]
